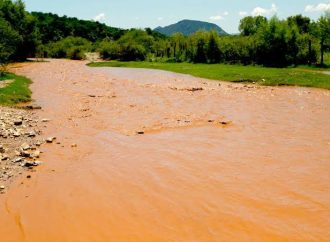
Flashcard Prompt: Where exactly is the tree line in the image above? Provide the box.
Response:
[98,14,329,67]
[1,0,329,73]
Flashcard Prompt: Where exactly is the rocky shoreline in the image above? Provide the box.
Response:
[0,106,51,194]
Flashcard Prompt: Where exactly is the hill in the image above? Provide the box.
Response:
[154,19,228,36]
[31,12,126,44]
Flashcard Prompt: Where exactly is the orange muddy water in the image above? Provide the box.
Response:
[1,59,330,242]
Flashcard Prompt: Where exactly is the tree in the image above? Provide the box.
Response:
[0,17,20,75]
[0,0,39,60]
[256,17,292,67]
[194,39,207,63]
[206,31,221,63]
[317,11,330,66]
[239,16,267,36]
[170,32,186,61]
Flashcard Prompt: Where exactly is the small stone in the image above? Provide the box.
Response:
[24,161,33,167]
[13,132,21,137]
[24,160,42,167]
[31,150,40,158]
[71,143,77,148]
[27,131,36,137]
[26,175,31,179]
[21,143,30,150]
[46,137,56,143]
[1,154,9,161]
[137,131,145,135]
[14,120,23,126]
[13,157,24,163]
[25,105,41,110]
[0,185,5,190]
[41,118,50,123]
[35,141,42,146]
[33,160,42,166]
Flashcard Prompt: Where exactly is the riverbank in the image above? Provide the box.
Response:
[88,61,330,90]
[0,72,32,106]
[0,106,45,193]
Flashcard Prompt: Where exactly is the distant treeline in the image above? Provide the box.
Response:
[0,0,329,69]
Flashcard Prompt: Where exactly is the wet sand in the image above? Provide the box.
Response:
[1,59,330,241]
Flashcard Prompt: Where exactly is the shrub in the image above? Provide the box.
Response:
[45,37,92,60]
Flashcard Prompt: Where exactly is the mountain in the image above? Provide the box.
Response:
[154,19,228,36]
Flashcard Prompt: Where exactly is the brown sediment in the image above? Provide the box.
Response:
[0,59,329,241]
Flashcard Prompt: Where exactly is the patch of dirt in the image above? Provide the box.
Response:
[0,80,14,88]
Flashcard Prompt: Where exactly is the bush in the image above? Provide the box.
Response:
[45,37,92,60]
[97,40,120,60]
[119,43,146,61]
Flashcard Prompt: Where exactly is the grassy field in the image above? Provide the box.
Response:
[0,73,32,105]
[88,62,330,90]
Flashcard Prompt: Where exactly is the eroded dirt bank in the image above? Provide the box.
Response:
[1,59,329,242]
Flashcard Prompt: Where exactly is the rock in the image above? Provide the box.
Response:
[21,143,30,150]
[46,137,56,143]
[35,141,42,146]
[220,121,232,126]
[41,118,50,123]
[13,157,24,163]
[27,131,36,137]
[186,87,203,92]
[26,175,31,179]
[0,185,5,190]
[24,161,35,167]
[33,160,42,166]
[71,143,77,148]
[20,150,31,158]
[0,145,5,153]
[1,154,9,161]
[31,150,40,158]
[24,105,42,110]
[137,131,145,135]
[13,132,21,137]
[14,120,23,126]
[24,160,42,167]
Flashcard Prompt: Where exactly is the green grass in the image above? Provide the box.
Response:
[0,73,32,105]
[88,61,330,90]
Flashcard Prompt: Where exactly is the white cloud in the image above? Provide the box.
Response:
[157,17,163,21]
[223,11,229,16]
[252,4,278,16]
[239,11,248,17]
[94,13,106,22]
[305,3,330,12]
[209,15,223,21]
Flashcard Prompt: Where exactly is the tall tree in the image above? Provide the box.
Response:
[206,31,221,63]
[317,11,330,66]
[239,16,267,36]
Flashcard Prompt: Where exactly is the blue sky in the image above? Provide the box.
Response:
[24,1,330,33]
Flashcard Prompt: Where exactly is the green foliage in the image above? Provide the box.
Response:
[0,0,329,69]
[0,17,21,72]
[0,72,32,105]
[45,37,92,60]
[98,29,156,61]
[316,11,330,65]
[0,0,39,60]
[31,12,125,43]
[239,16,267,36]
[206,31,222,63]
